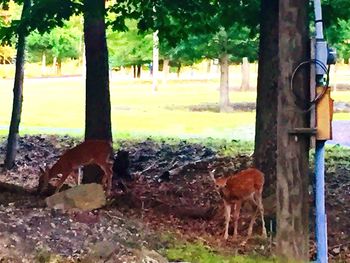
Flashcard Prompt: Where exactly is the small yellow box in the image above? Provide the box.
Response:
[316,86,333,140]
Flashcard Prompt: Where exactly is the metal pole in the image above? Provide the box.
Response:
[315,140,328,263]
[313,0,324,39]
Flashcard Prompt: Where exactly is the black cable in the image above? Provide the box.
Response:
[290,59,330,112]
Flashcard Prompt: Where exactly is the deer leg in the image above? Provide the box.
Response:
[232,201,241,239]
[75,167,82,185]
[98,161,113,195]
[223,201,231,240]
[256,191,267,237]
[54,172,71,193]
[247,206,259,237]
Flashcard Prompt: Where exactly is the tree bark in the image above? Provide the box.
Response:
[240,57,250,91]
[41,52,46,76]
[276,0,310,261]
[254,0,278,198]
[133,65,137,78]
[162,59,169,86]
[152,30,159,92]
[53,56,57,75]
[219,52,230,112]
[206,60,211,73]
[57,57,62,76]
[4,0,31,170]
[137,64,141,78]
[176,63,181,78]
[83,0,112,183]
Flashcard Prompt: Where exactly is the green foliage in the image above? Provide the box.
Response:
[325,144,350,171]
[110,0,259,67]
[26,16,81,63]
[326,19,350,61]
[109,0,259,47]
[322,0,350,27]
[166,242,274,263]
[107,19,152,67]
[0,0,83,45]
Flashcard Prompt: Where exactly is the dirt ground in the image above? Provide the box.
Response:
[0,135,349,262]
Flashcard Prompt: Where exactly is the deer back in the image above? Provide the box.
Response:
[220,168,264,201]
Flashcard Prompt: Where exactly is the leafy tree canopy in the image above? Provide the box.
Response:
[109,0,260,47]
[162,23,258,66]
[107,19,152,67]
[26,15,81,63]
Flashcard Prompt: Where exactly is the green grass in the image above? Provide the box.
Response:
[0,78,349,139]
[165,242,275,263]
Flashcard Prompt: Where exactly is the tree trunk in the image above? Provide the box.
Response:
[137,64,141,78]
[162,59,169,86]
[4,0,31,170]
[152,30,159,92]
[82,0,112,183]
[57,57,62,76]
[176,63,181,78]
[133,65,137,78]
[240,57,250,91]
[41,52,46,76]
[219,52,230,112]
[254,0,278,198]
[276,0,310,261]
[206,60,211,73]
[53,56,57,75]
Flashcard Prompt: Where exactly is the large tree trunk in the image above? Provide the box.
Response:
[219,52,230,112]
[82,0,112,183]
[276,0,310,261]
[254,0,278,198]
[4,0,31,170]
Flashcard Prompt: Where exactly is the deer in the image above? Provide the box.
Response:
[209,167,267,241]
[38,139,113,196]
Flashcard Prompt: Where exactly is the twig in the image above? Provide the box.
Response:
[137,162,157,176]
[329,241,350,250]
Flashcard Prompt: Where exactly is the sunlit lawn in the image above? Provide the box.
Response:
[0,77,349,139]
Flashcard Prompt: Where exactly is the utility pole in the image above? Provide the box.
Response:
[313,1,336,262]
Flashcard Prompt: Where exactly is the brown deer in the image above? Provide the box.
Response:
[38,140,113,195]
[209,168,267,240]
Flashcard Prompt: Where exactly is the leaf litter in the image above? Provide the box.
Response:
[0,135,348,262]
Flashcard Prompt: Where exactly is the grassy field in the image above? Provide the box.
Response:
[0,77,349,139]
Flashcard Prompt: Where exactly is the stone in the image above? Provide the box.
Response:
[45,183,106,211]
[139,247,168,263]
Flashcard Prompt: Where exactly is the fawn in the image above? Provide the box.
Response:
[209,167,267,240]
[38,140,113,195]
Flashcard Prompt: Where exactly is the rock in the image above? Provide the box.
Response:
[139,247,168,263]
[332,247,341,255]
[45,183,106,211]
[80,240,119,263]
[91,241,118,260]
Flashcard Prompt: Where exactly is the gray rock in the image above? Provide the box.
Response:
[45,183,106,211]
[139,247,168,263]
